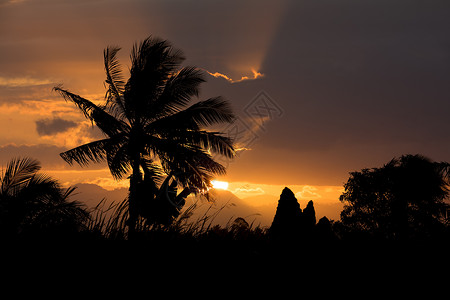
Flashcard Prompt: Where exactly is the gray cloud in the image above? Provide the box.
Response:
[35,117,77,136]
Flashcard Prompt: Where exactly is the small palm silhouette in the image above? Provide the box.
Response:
[0,157,87,237]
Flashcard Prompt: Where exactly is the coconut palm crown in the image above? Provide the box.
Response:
[54,36,235,230]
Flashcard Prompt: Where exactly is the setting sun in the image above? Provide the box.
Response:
[211,180,229,190]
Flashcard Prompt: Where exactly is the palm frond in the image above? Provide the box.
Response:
[24,179,89,231]
[170,155,223,193]
[106,142,131,180]
[151,66,206,118]
[171,130,235,158]
[61,185,78,201]
[191,151,227,175]
[104,46,126,118]
[140,156,165,186]
[124,36,185,121]
[186,97,235,126]
[53,86,127,136]
[60,139,110,167]
[146,96,235,133]
[19,173,60,202]
[145,135,226,190]
[1,157,41,195]
[129,36,185,75]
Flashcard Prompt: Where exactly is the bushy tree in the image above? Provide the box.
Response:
[339,154,450,239]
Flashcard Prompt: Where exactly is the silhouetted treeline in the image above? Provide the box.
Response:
[1,154,450,246]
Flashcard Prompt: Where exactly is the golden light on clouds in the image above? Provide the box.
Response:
[229,182,344,204]
[0,76,53,87]
[205,68,264,83]
[38,120,102,148]
[295,185,322,200]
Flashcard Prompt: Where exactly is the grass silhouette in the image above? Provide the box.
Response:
[86,197,268,243]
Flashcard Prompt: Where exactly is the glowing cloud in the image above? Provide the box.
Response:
[205,69,264,83]
[0,0,27,7]
[295,186,322,200]
[231,184,266,198]
[233,187,265,195]
[0,76,53,87]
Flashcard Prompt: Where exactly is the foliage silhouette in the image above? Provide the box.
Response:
[54,36,235,234]
[339,154,450,240]
[0,157,87,239]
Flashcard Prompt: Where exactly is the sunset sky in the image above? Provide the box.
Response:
[1,0,450,216]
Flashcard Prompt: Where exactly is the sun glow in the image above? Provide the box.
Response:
[211,180,229,190]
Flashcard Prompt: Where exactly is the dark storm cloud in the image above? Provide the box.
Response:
[35,117,77,136]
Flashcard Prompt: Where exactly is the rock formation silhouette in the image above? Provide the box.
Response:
[269,187,336,242]
[269,187,303,239]
[302,200,316,231]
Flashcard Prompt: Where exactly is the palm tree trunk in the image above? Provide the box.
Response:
[128,158,141,238]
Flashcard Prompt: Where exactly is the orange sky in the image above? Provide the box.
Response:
[1,0,450,218]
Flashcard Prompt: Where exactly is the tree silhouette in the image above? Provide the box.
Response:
[339,154,450,240]
[54,36,235,233]
[0,157,87,238]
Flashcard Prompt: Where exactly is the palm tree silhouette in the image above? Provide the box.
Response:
[54,36,235,233]
[0,157,87,238]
